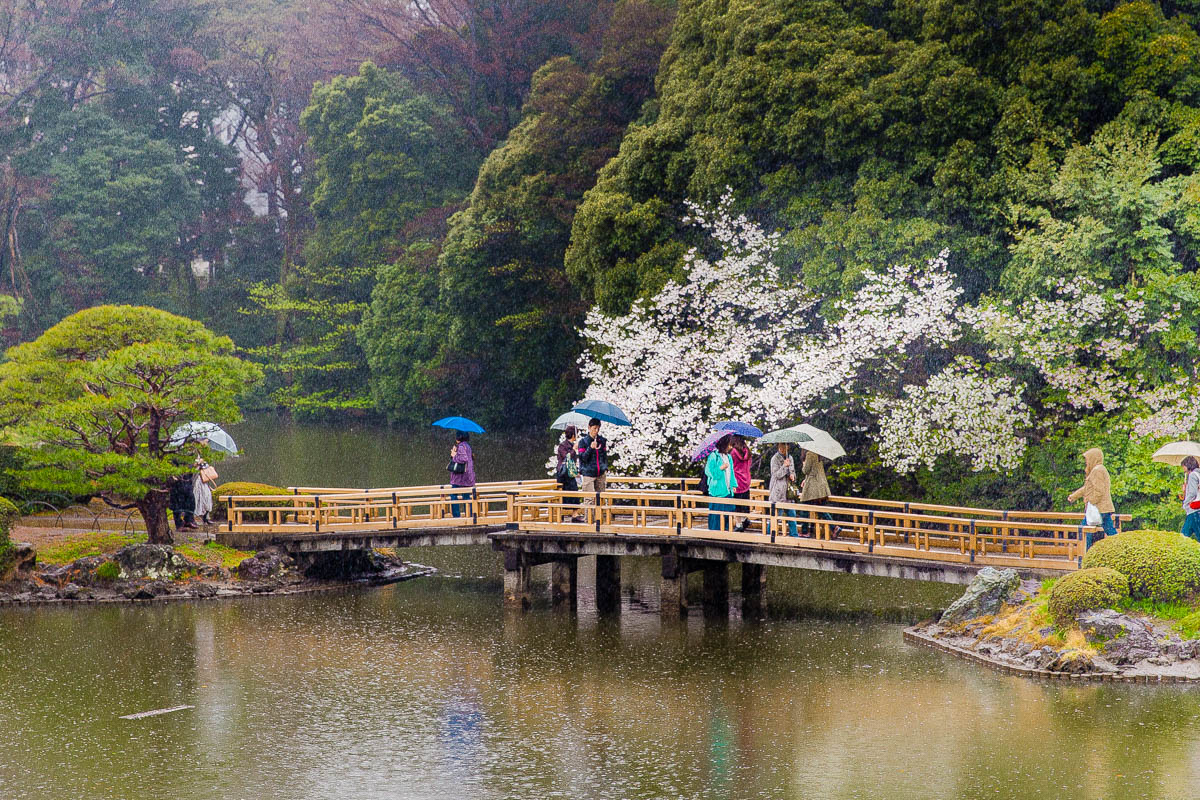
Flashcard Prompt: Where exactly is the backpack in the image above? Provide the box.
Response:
[697,460,709,496]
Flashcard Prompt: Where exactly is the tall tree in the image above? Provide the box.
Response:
[0,306,262,543]
[250,62,477,416]
[360,0,675,424]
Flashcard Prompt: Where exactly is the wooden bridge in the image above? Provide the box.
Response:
[219,478,1121,616]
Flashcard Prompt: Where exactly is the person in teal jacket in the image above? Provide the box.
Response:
[705,435,735,531]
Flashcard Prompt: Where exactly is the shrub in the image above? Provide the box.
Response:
[1047,567,1129,628]
[211,482,290,522]
[0,496,19,573]
[1081,529,1200,603]
[95,560,120,582]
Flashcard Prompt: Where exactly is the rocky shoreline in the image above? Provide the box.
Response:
[906,567,1200,682]
[0,541,432,606]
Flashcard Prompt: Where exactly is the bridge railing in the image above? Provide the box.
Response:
[508,487,1093,571]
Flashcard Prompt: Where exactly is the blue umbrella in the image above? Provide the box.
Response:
[691,429,732,462]
[572,399,631,427]
[169,422,238,456]
[433,416,486,434]
[714,420,764,438]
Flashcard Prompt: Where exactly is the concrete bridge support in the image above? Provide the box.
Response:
[702,562,729,620]
[660,553,688,619]
[596,555,621,615]
[741,563,767,620]
[503,550,532,610]
[551,558,578,612]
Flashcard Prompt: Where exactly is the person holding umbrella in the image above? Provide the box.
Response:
[730,434,753,532]
[577,418,610,510]
[704,435,736,530]
[769,442,798,537]
[448,431,476,518]
[799,448,833,536]
[1182,456,1200,542]
[556,426,584,522]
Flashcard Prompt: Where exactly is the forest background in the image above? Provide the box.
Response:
[4,0,1200,526]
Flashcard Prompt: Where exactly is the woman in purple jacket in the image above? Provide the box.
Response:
[448,431,476,518]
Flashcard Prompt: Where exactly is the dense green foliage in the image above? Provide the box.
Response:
[0,307,262,542]
[211,482,291,522]
[360,0,675,422]
[1082,530,1200,602]
[566,0,1200,310]
[1048,567,1130,627]
[0,496,19,574]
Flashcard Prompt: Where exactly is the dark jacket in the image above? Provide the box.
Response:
[577,434,609,477]
[169,474,195,511]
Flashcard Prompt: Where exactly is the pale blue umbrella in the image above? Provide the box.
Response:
[433,416,486,434]
[170,422,238,455]
[573,399,631,426]
[550,411,592,431]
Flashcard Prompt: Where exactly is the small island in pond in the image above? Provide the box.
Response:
[908,530,1200,682]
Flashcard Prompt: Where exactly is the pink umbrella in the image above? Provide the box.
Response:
[691,429,731,462]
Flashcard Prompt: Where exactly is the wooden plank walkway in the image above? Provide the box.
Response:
[218,478,1126,574]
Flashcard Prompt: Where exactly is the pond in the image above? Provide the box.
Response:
[4,416,1199,799]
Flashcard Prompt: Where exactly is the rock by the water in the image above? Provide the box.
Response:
[1,542,36,581]
[235,548,292,581]
[113,545,194,581]
[1077,610,1161,665]
[940,567,1022,625]
[188,583,217,598]
[58,583,84,600]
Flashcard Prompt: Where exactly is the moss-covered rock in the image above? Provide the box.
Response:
[1081,529,1200,603]
[1047,567,1129,628]
[211,482,290,522]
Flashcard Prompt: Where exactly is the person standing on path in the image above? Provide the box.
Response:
[769,442,798,537]
[556,426,583,522]
[448,431,476,518]
[1181,456,1200,542]
[730,434,753,532]
[169,471,197,532]
[1067,447,1117,548]
[704,435,735,531]
[193,458,219,526]
[800,449,832,537]
[577,418,609,511]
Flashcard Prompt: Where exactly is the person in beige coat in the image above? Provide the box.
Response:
[1067,447,1117,548]
[799,450,833,537]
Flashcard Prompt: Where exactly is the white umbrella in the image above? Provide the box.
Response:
[170,422,238,456]
[790,424,846,460]
[1152,441,1200,466]
[550,411,592,431]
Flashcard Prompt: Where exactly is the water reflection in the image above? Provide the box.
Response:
[3,572,1200,799]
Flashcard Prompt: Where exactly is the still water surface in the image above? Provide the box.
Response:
[4,418,1200,799]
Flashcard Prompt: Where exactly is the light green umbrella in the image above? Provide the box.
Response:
[760,427,814,445]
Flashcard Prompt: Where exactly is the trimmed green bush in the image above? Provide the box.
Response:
[0,496,18,573]
[1081,530,1200,603]
[1047,567,1130,628]
[211,482,290,522]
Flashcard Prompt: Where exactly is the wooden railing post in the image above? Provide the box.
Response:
[507,490,519,525]
[472,486,478,524]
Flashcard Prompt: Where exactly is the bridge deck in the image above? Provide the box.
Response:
[217,478,1125,580]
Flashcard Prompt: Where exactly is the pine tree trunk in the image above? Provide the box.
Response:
[139,493,173,545]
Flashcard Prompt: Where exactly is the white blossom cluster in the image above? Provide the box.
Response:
[871,358,1031,472]
[578,195,1015,474]
[578,192,816,475]
[577,195,1194,476]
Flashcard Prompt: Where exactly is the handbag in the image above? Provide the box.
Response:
[1084,502,1102,527]
[447,459,466,475]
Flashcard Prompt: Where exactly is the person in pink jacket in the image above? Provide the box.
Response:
[730,434,753,532]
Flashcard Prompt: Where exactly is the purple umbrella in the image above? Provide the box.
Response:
[691,429,732,462]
